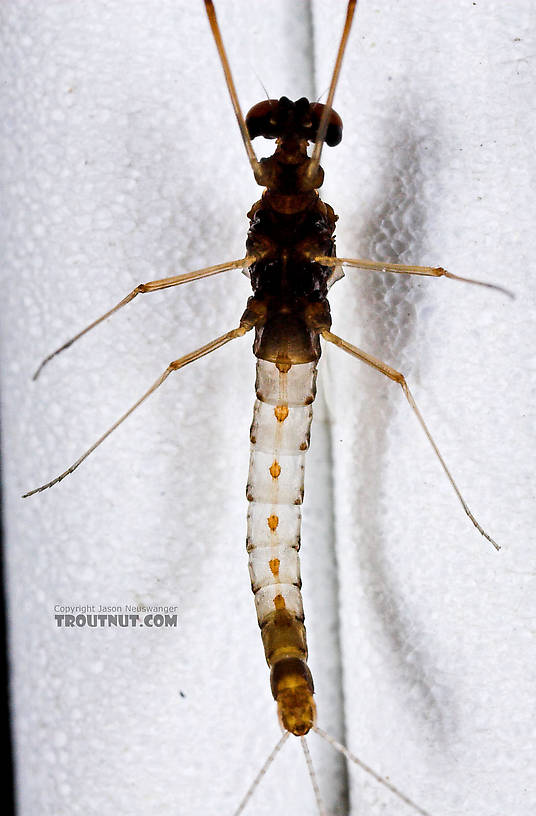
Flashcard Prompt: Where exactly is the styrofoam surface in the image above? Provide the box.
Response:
[1,2,534,815]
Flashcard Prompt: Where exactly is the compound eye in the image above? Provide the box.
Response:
[246,100,280,140]
[309,103,343,146]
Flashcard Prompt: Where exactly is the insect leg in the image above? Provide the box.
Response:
[204,1,261,180]
[307,0,357,181]
[33,257,250,380]
[321,329,500,550]
[23,324,250,498]
[315,255,514,298]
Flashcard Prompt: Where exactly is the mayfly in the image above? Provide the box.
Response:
[22,1,511,813]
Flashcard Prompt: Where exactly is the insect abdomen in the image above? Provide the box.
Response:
[246,358,317,735]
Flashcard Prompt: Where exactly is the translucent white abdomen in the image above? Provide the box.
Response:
[246,359,317,630]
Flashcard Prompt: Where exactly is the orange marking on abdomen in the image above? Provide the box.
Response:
[267,514,279,532]
[273,594,286,610]
[270,460,281,479]
[269,558,280,577]
[274,404,289,422]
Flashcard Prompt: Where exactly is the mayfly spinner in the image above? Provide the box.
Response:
[23,1,511,813]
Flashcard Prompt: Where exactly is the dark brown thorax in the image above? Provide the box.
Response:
[240,97,342,368]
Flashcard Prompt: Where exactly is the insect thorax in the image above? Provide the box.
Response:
[243,189,337,367]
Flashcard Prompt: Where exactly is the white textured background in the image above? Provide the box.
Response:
[1,1,535,815]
